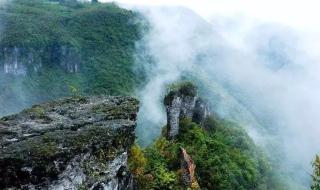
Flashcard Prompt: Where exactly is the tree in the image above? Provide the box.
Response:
[312,155,320,190]
[128,144,146,176]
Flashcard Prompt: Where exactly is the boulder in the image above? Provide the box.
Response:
[0,96,139,190]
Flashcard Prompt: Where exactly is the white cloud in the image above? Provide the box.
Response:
[102,0,320,187]
[102,0,320,32]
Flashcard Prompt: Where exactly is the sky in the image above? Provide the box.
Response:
[102,0,320,54]
[102,0,320,32]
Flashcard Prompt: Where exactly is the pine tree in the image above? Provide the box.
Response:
[312,155,320,190]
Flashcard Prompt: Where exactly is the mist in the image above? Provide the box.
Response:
[0,0,319,188]
[105,1,320,188]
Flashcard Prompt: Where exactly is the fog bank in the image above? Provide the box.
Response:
[111,1,320,188]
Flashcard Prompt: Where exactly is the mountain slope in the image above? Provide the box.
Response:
[130,83,282,190]
[0,0,142,116]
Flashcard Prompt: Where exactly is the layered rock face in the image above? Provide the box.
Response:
[164,83,210,139]
[0,46,80,76]
[0,96,139,190]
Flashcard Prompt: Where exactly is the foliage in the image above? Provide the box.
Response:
[0,0,144,116]
[164,82,197,105]
[167,81,197,96]
[129,144,147,176]
[69,85,80,97]
[129,142,179,190]
[180,118,271,190]
[312,155,320,190]
[130,116,280,190]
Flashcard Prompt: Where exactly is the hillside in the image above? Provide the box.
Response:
[0,0,143,116]
[0,83,282,190]
[130,83,282,189]
[0,0,313,189]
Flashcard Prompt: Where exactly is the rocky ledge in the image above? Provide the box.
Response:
[0,96,139,190]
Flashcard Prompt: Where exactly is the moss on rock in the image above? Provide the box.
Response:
[0,95,139,189]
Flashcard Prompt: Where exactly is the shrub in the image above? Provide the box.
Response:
[128,144,146,176]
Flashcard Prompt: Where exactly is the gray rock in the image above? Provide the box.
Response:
[164,83,210,139]
[0,96,139,190]
[0,46,80,76]
[180,147,200,189]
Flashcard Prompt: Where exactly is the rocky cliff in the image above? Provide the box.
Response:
[0,46,80,76]
[164,83,210,139]
[165,84,203,189]
[0,96,139,190]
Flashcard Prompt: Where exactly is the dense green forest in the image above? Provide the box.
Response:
[129,83,285,190]
[0,0,143,116]
[130,119,275,189]
[0,1,317,189]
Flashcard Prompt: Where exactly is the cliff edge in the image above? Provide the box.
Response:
[0,96,139,190]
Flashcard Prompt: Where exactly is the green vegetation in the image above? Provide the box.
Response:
[166,81,197,96]
[0,1,301,189]
[312,155,320,190]
[0,0,143,115]
[3,124,130,170]
[130,116,280,190]
[164,81,197,105]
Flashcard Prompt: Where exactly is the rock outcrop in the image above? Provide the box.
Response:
[180,147,200,190]
[0,96,139,190]
[164,83,210,139]
[0,46,80,76]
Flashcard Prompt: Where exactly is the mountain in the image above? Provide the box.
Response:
[130,82,282,189]
[0,0,312,189]
[0,0,143,116]
[0,83,280,190]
